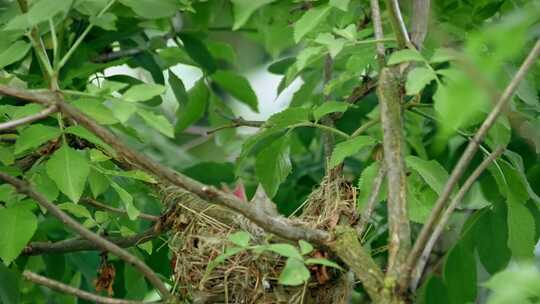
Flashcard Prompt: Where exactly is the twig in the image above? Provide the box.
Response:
[24,228,160,256]
[0,105,57,131]
[405,39,540,290]
[0,86,331,245]
[81,198,159,222]
[206,117,263,135]
[369,0,386,65]
[384,0,411,48]
[409,146,505,289]
[350,119,379,138]
[0,173,171,299]
[410,0,431,49]
[22,271,152,304]
[355,165,387,236]
[377,67,411,279]
[321,55,338,174]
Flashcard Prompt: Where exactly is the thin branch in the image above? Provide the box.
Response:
[321,55,338,174]
[405,39,540,289]
[377,67,411,280]
[206,117,263,135]
[22,271,152,304]
[350,119,379,138]
[0,105,57,131]
[24,227,160,256]
[355,165,386,236]
[369,0,386,65]
[410,0,431,49]
[409,146,505,289]
[0,173,171,299]
[81,198,159,222]
[0,86,331,245]
[384,0,412,48]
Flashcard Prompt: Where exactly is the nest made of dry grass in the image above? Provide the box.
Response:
[161,175,357,304]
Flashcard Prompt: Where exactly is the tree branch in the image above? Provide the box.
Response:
[369,0,386,65]
[0,173,171,299]
[384,0,411,48]
[81,198,159,222]
[0,86,331,246]
[409,146,505,289]
[355,165,386,237]
[377,67,410,281]
[405,39,540,289]
[410,0,431,49]
[0,105,57,131]
[24,228,161,256]
[22,271,153,304]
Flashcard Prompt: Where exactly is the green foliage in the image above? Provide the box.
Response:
[0,205,37,265]
[46,146,90,203]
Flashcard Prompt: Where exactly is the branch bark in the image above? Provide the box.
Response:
[0,105,57,131]
[24,227,161,256]
[377,67,410,283]
[370,0,386,65]
[22,271,153,304]
[410,0,430,49]
[410,146,505,289]
[384,0,411,48]
[0,85,331,246]
[405,39,540,290]
[0,173,172,299]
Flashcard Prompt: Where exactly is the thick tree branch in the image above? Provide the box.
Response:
[377,67,410,281]
[81,198,159,222]
[331,226,385,302]
[405,39,540,289]
[0,105,57,131]
[24,228,160,256]
[410,0,431,49]
[384,0,411,48]
[0,85,331,245]
[410,146,505,289]
[0,173,172,299]
[22,271,152,304]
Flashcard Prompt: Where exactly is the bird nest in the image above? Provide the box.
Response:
[161,175,358,304]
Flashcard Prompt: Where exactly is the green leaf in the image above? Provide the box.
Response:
[99,169,157,183]
[279,258,310,286]
[0,263,20,304]
[407,172,438,223]
[266,107,310,128]
[58,203,92,219]
[0,205,37,265]
[178,33,217,74]
[429,48,456,63]
[110,101,137,123]
[314,33,345,58]
[304,258,343,270]
[31,170,59,202]
[329,0,350,11]
[443,243,477,304]
[14,124,61,154]
[484,263,540,304]
[387,49,425,65]
[231,0,276,30]
[122,84,166,102]
[405,156,449,195]
[46,146,90,203]
[329,136,377,168]
[118,0,179,19]
[5,0,72,30]
[228,231,251,248]
[507,202,535,259]
[88,169,109,198]
[0,41,31,69]
[255,135,292,198]
[111,182,140,220]
[294,5,331,43]
[137,109,174,138]
[65,125,114,153]
[405,67,437,95]
[421,276,450,304]
[89,12,116,31]
[474,209,511,274]
[333,24,357,41]
[89,149,111,162]
[176,78,209,133]
[313,101,350,121]
[0,146,14,166]
[168,70,188,105]
[212,70,258,112]
[71,99,118,125]
[357,161,386,210]
[268,244,303,260]
[299,240,313,255]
